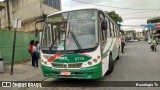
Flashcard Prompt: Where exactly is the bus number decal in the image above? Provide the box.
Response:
[75,57,85,61]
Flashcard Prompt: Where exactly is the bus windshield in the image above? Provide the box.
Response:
[41,9,98,51]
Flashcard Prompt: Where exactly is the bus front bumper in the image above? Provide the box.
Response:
[41,63,102,79]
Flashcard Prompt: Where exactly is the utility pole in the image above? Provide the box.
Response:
[6,0,11,30]
[11,19,21,75]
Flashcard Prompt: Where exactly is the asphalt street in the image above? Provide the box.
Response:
[7,41,160,90]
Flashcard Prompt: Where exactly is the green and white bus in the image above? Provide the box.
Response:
[40,8,121,79]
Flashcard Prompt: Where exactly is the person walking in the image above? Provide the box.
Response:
[121,38,125,53]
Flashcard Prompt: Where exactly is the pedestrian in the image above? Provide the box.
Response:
[35,40,40,59]
[28,40,34,54]
[32,41,39,68]
[121,38,125,53]
[29,40,34,67]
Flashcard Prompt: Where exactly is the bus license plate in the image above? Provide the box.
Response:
[61,71,71,76]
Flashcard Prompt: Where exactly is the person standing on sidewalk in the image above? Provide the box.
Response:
[36,40,40,59]
[32,41,39,68]
[29,40,34,67]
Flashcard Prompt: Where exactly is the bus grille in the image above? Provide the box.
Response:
[51,63,82,68]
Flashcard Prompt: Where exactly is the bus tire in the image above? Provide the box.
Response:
[105,54,114,75]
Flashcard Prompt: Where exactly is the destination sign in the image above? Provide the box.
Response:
[69,11,94,19]
[47,10,96,22]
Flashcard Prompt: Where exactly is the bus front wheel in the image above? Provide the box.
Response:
[105,54,114,75]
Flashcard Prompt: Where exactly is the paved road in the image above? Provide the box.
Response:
[16,41,160,90]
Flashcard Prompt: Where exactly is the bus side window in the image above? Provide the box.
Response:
[99,13,108,52]
[118,27,120,37]
[114,25,117,37]
[106,17,110,38]
[100,14,106,41]
[102,18,108,40]
[109,21,112,37]
[110,22,115,37]
[117,27,120,37]
[99,14,104,41]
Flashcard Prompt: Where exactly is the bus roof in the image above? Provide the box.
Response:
[47,8,100,17]
[47,8,119,29]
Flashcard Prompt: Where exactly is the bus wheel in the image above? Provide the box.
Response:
[105,54,114,75]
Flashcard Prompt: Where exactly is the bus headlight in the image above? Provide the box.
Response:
[97,56,100,59]
[88,61,92,65]
[93,59,98,63]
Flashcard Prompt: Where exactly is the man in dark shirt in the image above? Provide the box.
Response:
[121,38,125,53]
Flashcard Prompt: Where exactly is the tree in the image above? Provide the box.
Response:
[105,11,123,24]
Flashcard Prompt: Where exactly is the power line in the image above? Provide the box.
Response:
[121,25,142,27]
[123,17,152,20]
[120,10,158,15]
[72,0,160,11]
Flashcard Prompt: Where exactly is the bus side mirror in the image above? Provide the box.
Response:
[101,20,108,30]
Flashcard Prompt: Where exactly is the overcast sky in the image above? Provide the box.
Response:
[62,0,160,32]
[0,0,159,32]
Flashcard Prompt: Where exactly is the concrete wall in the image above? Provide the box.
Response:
[0,30,37,64]
[0,0,61,32]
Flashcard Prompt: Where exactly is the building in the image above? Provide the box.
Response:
[0,1,6,28]
[0,0,61,32]
[147,17,160,43]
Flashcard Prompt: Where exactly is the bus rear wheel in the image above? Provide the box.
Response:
[105,54,114,75]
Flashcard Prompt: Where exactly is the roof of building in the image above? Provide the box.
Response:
[147,16,160,21]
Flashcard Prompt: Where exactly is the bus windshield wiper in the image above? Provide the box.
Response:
[67,22,82,50]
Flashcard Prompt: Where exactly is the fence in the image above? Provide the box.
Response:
[0,30,38,64]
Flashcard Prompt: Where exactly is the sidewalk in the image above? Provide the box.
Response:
[0,60,47,81]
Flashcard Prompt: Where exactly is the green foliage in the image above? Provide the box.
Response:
[105,11,123,24]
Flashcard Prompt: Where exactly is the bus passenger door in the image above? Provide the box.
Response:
[99,11,110,75]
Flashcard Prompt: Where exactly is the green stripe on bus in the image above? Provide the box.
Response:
[41,63,102,79]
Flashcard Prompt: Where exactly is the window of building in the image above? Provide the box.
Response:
[43,0,61,10]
